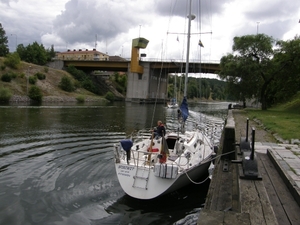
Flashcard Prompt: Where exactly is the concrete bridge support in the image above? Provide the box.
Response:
[126,62,168,103]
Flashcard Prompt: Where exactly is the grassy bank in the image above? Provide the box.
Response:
[245,92,300,142]
[0,57,106,103]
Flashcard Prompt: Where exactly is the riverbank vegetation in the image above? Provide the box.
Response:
[168,75,227,101]
[245,92,300,142]
[219,34,300,110]
[0,56,107,103]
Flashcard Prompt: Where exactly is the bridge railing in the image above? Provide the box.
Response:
[124,58,220,64]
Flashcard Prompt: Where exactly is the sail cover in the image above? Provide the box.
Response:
[179,97,189,122]
[120,139,133,152]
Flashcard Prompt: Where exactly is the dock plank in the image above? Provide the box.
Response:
[257,153,288,225]
[260,153,300,225]
[239,177,267,225]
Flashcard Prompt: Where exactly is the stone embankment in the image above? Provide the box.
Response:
[9,95,106,103]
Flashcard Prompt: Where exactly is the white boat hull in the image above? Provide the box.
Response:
[115,158,211,199]
[167,103,178,108]
[114,131,213,199]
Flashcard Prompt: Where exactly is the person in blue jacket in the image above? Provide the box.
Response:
[153,120,166,138]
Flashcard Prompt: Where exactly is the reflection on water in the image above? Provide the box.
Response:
[0,101,229,225]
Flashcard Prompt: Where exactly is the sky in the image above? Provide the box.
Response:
[1,0,299,78]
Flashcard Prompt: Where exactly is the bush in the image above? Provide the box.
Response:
[105,91,115,102]
[0,87,12,102]
[59,75,74,92]
[28,86,42,102]
[35,72,46,80]
[10,72,18,79]
[3,52,21,69]
[44,67,49,73]
[1,73,12,82]
[81,79,96,93]
[1,65,6,70]
[76,95,85,103]
[74,80,81,89]
[29,75,37,84]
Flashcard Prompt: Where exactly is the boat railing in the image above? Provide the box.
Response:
[130,149,160,167]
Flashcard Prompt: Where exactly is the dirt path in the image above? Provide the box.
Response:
[232,109,276,143]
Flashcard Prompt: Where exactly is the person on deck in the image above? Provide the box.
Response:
[152,120,166,138]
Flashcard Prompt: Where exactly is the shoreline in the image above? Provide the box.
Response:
[8,95,107,103]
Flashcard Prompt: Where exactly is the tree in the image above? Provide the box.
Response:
[17,41,48,65]
[219,34,277,110]
[220,34,300,109]
[0,23,9,56]
[47,44,56,61]
[268,36,300,104]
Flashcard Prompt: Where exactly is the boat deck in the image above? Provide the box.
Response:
[198,111,300,225]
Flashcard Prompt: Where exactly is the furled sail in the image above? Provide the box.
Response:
[179,97,189,122]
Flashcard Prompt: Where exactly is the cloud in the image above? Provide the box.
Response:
[1,0,299,64]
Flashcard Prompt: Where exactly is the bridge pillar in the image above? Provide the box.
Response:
[126,62,168,103]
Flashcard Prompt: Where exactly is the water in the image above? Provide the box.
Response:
[0,101,229,225]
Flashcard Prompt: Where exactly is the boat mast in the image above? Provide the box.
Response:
[184,0,193,98]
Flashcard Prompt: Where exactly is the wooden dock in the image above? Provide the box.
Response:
[198,110,300,225]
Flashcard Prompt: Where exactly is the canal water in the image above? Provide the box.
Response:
[0,101,229,225]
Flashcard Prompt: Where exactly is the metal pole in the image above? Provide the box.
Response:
[184,0,193,97]
[251,128,255,160]
[246,118,249,142]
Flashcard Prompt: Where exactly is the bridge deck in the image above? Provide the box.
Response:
[63,60,220,74]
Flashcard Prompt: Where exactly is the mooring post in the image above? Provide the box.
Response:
[246,118,249,142]
[251,127,255,160]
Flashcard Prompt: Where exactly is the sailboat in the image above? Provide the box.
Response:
[113,0,215,200]
[167,97,178,108]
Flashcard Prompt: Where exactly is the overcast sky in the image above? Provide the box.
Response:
[1,0,299,77]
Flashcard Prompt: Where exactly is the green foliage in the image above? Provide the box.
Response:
[105,91,115,102]
[1,72,12,82]
[44,67,49,73]
[0,23,9,56]
[29,75,37,84]
[66,65,101,95]
[3,52,21,69]
[59,75,75,92]
[10,71,18,79]
[47,45,56,61]
[81,79,97,93]
[16,41,48,65]
[0,87,12,102]
[76,95,85,103]
[167,75,226,100]
[246,104,300,141]
[219,34,300,110]
[35,72,46,80]
[1,65,6,70]
[73,80,81,89]
[66,65,87,81]
[28,86,43,102]
[111,72,127,95]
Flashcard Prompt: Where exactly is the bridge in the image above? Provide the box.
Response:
[63,59,220,74]
[62,37,220,103]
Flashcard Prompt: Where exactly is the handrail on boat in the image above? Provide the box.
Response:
[130,149,160,167]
